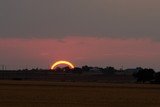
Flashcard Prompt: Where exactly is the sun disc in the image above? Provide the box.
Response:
[51,60,75,70]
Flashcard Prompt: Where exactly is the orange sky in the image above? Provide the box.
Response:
[0,36,160,70]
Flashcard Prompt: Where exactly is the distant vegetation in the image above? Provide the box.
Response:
[0,65,160,84]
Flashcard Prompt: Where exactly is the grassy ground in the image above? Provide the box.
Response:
[0,81,160,107]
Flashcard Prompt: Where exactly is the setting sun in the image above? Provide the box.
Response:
[51,60,75,70]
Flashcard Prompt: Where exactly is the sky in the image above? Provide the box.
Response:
[0,0,160,70]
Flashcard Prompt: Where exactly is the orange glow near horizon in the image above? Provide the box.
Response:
[51,60,75,70]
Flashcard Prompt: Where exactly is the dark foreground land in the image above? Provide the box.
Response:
[0,81,160,107]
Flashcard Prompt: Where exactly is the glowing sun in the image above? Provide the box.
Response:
[51,60,75,70]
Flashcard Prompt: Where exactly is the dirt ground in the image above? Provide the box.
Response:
[0,80,160,107]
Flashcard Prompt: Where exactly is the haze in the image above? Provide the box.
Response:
[0,0,160,70]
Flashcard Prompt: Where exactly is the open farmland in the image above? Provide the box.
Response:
[0,81,160,107]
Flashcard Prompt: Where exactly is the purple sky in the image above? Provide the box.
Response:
[0,0,160,70]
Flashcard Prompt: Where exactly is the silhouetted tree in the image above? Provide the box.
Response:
[63,66,72,72]
[133,68,155,83]
[82,65,90,72]
[153,72,160,83]
[72,67,82,74]
[102,66,116,75]
[54,67,63,72]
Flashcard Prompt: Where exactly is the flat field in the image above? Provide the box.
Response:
[0,81,160,107]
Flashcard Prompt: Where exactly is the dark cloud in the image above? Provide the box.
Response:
[0,0,160,39]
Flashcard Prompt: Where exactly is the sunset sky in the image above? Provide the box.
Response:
[0,0,160,70]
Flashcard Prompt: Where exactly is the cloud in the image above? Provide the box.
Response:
[0,0,160,40]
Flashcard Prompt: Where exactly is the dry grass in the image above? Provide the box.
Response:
[0,81,160,107]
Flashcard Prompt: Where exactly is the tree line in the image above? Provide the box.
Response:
[54,66,160,84]
[5,65,160,84]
